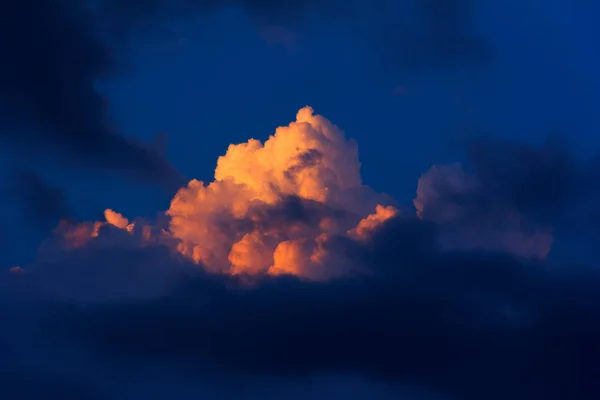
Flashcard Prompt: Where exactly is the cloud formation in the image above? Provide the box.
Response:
[167,106,395,278]
[20,106,578,286]
[5,107,600,400]
[45,218,600,400]
[415,137,600,259]
[31,107,395,283]
[415,162,554,258]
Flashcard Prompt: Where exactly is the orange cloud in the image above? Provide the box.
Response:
[9,106,564,288]
[104,209,131,230]
[39,107,394,281]
[167,106,392,279]
[348,205,399,241]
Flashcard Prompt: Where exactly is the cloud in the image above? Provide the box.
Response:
[0,292,107,400]
[414,137,600,259]
[5,106,600,399]
[24,107,393,284]
[44,219,600,400]
[414,162,554,258]
[166,106,394,278]
[0,0,182,188]
[31,107,583,287]
[14,106,588,289]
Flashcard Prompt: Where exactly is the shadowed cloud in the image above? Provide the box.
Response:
[44,216,600,400]
[0,0,182,188]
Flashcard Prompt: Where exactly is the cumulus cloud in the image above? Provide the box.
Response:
[15,107,587,291]
[415,163,554,258]
[18,107,394,287]
[167,106,393,278]
[5,107,600,400]
[29,107,581,289]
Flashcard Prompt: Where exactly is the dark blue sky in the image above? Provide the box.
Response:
[2,1,600,399]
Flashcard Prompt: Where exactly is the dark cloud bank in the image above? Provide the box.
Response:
[39,220,600,400]
[0,139,594,400]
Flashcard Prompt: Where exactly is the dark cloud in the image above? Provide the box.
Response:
[33,213,598,400]
[413,138,600,258]
[32,243,191,302]
[0,0,182,188]
[4,169,71,232]
[417,138,587,225]
[0,325,105,400]
[7,136,592,399]
[465,138,586,224]
[245,195,351,231]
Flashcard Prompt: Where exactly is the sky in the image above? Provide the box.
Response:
[1,0,600,399]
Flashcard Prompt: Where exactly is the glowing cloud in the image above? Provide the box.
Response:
[104,209,132,231]
[167,106,391,278]
[348,205,399,241]
[55,209,133,250]
[38,107,392,281]
[24,106,557,285]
